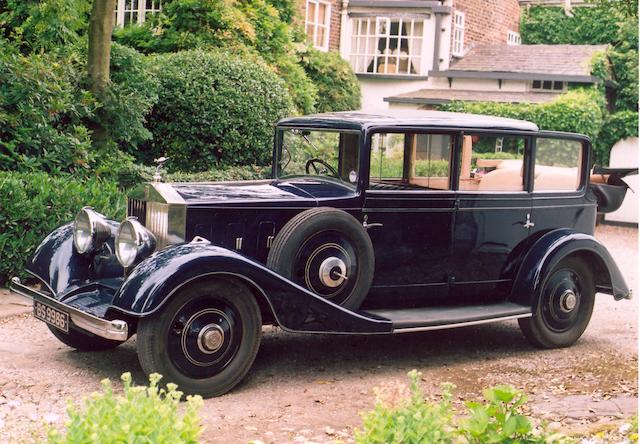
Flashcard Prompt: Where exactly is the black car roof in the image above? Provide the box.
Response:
[277,110,539,132]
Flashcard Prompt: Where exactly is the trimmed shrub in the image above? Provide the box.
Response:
[143,50,292,172]
[0,172,125,284]
[440,89,606,162]
[300,48,361,112]
[47,373,203,443]
[595,111,639,165]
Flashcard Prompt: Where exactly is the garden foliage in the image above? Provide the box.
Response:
[142,50,292,172]
[355,370,569,444]
[47,373,203,444]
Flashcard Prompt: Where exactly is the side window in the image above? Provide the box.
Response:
[534,138,583,191]
[369,133,452,190]
[458,134,526,191]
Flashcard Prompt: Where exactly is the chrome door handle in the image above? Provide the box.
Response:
[523,213,535,229]
[362,215,383,230]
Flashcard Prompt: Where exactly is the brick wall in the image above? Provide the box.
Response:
[452,0,521,51]
[296,0,342,51]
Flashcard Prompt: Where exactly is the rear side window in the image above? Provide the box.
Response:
[457,134,526,192]
[534,138,583,191]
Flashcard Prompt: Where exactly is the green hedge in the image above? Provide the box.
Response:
[300,48,362,113]
[142,50,292,172]
[0,172,126,285]
[440,89,607,163]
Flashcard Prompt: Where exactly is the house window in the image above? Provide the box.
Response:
[507,31,521,45]
[115,0,162,27]
[531,80,566,92]
[452,11,465,57]
[305,0,331,51]
[350,17,424,75]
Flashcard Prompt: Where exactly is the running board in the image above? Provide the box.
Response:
[364,302,532,333]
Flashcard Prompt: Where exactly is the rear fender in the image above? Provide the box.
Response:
[112,241,391,334]
[509,228,631,309]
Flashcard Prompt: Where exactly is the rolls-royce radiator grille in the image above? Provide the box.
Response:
[127,198,146,225]
[146,202,170,248]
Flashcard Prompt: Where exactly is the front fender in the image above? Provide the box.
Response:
[509,229,631,309]
[27,222,122,296]
[112,242,391,334]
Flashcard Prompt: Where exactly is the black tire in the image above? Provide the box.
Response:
[267,207,374,310]
[518,257,595,348]
[136,278,261,398]
[47,325,124,351]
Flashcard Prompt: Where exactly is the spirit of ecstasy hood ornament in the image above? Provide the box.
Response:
[153,156,170,182]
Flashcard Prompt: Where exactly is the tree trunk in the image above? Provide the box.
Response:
[88,0,116,148]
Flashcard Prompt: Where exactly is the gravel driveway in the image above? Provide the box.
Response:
[0,224,637,443]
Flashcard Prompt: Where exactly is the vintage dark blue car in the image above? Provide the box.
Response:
[10,111,633,397]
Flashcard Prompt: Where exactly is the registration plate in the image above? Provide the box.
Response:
[34,300,69,333]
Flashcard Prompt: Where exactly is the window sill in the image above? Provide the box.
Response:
[355,73,429,80]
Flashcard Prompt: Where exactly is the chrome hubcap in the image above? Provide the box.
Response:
[197,324,225,353]
[318,256,347,287]
[560,289,578,312]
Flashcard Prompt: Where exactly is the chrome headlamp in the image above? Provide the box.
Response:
[73,207,111,255]
[115,218,157,268]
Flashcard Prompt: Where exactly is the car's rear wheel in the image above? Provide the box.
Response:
[267,207,374,310]
[518,257,595,348]
[47,325,124,351]
[136,278,261,398]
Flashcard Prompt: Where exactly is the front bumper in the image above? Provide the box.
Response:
[9,277,129,341]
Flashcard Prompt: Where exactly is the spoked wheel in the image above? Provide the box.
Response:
[267,207,374,310]
[519,257,595,348]
[137,278,261,398]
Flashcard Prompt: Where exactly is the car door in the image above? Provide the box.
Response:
[529,134,594,236]
[363,130,457,304]
[451,132,533,301]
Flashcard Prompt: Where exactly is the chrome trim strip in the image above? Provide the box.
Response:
[9,277,128,341]
[392,313,532,333]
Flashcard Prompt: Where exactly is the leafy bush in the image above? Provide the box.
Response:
[93,43,159,153]
[274,55,318,114]
[595,111,639,165]
[520,6,619,45]
[0,0,90,54]
[47,372,203,444]
[608,19,638,112]
[355,370,455,444]
[0,172,125,284]
[0,49,96,175]
[300,48,362,113]
[440,89,606,163]
[143,50,292,172]
[355,371,568,444]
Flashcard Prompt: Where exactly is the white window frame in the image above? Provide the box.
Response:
[349,16,425,76]
[115,0,162,28]
[305,0,332,51]
[452,11,465,57]
[531,80,567,92]
[507,30,521,45]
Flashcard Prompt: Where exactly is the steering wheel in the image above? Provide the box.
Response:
[305,158,339,177]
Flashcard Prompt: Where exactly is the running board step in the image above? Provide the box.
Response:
[364,302,532,333]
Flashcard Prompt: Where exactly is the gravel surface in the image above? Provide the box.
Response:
[0,224,637,443]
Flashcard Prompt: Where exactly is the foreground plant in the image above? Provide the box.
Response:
[355,371,570,444]
[47,372,203,444]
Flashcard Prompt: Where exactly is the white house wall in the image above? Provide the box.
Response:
[359,79,429,110]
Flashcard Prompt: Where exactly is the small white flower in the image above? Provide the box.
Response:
[619,423,632,434]
[43,413,60,424]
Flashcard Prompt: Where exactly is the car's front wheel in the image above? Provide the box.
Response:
[136,278,262,398]
[518,256,595,348]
